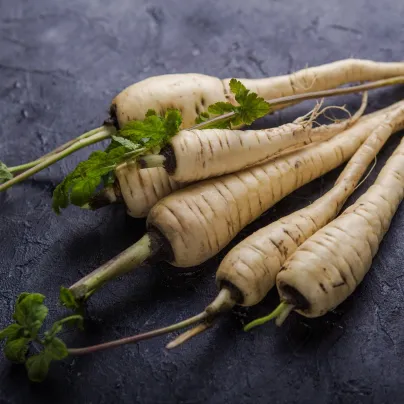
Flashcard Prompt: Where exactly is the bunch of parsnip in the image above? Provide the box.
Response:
[1,58,404,382]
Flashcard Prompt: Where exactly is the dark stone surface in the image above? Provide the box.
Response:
[1,0,404,403]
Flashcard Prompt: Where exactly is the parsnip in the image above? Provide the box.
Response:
[114,59,404,128]
[69,105,382,301]
[112,74,227,129]
[231,59,404,102]
[275,133,404,319]
[139,99,368,182]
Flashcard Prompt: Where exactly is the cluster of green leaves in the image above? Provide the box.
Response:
[52,109,182,214]
[0,292,83,382]
[195,79,271,128]
[52,81,269,213]
[0,161,13,184]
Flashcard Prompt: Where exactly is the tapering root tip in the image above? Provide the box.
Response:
[166,287,239,349]
[166,321,213,349]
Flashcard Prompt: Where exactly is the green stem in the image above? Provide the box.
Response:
[69,233,152,300]
[67,311,208,356]
[56,315,83,327]
[192,75,404,130]
[0,127,115,192]
[275,303,294,327]
[243,301,289,331]
[8,126,106,174]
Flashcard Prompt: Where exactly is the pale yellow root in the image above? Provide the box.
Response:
[113,60,404,129]
[215,102,404,306]
[276,110,404,318]
[166,95,368,183]
[225,59,404,107]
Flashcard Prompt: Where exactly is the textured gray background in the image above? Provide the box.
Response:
[1,0,404,403]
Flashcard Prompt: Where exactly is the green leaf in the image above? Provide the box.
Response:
[52,148,128,213]
[195,112,210,124]
[119,115,165,148]
[25,352,52,383]
[53,109,182,213]
[13,293,48,336]
[0,161,13,184]
[106,146,128,161]
[163,109,182,139]
[228,79,271,125]
[46,314,84,341]
[111,136,141,151]
[118,108,182,149]
[103,138,121,153]
[16,293,31,305]
[195,80,270,129]
[236,93,271,125]
[102,171,116,187]
[70,176,102,207]
[229,78,249,104]
[45,337,68,360]
[59,287,79,310]
[0,323,23,341]
[4,338,29,363]
[207,102,234,115]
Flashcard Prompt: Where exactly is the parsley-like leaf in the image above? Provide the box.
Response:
[16,293,31,305]
[52,148,128,214]
[13,293,48,337]
[1,292,84,382]
[0,161,13,184]
[230,79,271,125]
[0,323,23,341]
[45,337,68,360]
[4,338,29,363]
[119,108,182,150]
[52,109,182,214]
[26,352,52,383]
[195,79,271,128]
[229,78,249,104]
[195,112,210,124]
[207,102,234,115]
[163,109,183,139]
[111,136,141,151]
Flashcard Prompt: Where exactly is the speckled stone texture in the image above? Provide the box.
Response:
[1,0,404,403]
